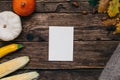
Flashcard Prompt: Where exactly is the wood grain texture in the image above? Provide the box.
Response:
[6,69,101,80]
[0,13,108,41]
[0,41,118,69]
[0,1,91,13]
[1,69,101,80]
[0,0,117,79]
[15,13,119,41]
[38,70,101,80]
[1,0,88,2]
[0,13,113,42]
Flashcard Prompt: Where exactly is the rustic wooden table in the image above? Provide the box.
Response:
[0,0,120,80]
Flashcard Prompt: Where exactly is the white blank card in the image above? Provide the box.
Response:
[49,26,74,61]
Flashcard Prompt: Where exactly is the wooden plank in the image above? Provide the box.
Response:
[35,1,91,13]
[15,13,117,41]
[17,26,115,41]
[21,13,103,27]
[7,69,101,80]
[38,70,100,80]
[36,0,88,2]
[0,12,117,41]
[1,0,88,2]
[0,41,118,69]
[0,1,92,13]
[0,13,117,41]
[38,69,101,80]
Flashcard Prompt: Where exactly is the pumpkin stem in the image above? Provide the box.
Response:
[21,2,25,7]
[3,24,7,28]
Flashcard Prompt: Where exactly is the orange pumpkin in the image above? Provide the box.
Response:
[13,0,35,16]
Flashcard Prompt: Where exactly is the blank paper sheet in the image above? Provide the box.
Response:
[49,26,74,61]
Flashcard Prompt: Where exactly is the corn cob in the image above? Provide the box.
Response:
[0,56,29,78]
[0,72,39,80]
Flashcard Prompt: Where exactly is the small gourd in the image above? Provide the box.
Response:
[13,0,35,16]
[0,11,22,41]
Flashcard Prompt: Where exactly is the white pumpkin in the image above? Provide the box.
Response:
[0,11,22,41]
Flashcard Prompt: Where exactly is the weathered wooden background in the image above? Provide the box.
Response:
[0,0,119,80]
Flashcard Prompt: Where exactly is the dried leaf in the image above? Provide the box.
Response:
[114,23,120,34]
[98,0,109,13]
[88,0,99,7]
[116,23,120,27]
[102,19,116,26]
[107,0,119,17]
[71,1,80,7]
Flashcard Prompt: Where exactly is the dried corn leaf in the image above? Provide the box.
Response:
[107,0,119,17]
[98,0,109,13]
[102,19,116,26]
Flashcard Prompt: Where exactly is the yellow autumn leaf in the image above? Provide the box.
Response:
[107,0,119,17]
[114,23,120,34]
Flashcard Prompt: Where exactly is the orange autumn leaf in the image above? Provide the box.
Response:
[102,19,116,26]
[98,0,109,13]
